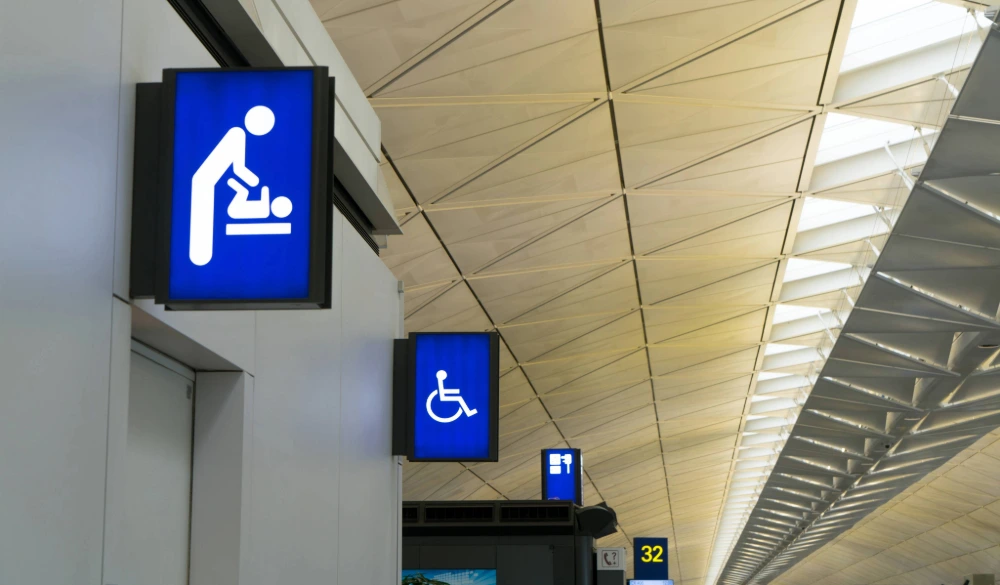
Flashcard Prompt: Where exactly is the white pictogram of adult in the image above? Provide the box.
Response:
[426,370,478,423]
[189,105,291,265]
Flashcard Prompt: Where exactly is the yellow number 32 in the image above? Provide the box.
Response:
[641,545,664,563]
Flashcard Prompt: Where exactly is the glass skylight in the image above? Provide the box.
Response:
[772,303,831,324]
[783,258,851,283]
[764,343,808,356]
[842,0,977,72]
[815,113,926,166]
[705,8,994,584]
[797,196,879,231]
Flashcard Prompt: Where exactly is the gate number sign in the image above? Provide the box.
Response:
[634,537,668,580]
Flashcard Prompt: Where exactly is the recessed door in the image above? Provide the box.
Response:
[121,350,194,585]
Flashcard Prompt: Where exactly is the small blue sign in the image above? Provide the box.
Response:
[634,538,669,580]
[541,448,582,505]
[411,333,498,461]
[166,69,323,303]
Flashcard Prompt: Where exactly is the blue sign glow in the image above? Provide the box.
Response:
[411,333,496,461]
[634,537,669,580]
[542,448,582,505]
[168,69,317,301]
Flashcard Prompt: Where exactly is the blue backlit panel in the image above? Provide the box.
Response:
[410,332,498,461]
[161,68,329,307]
[541,448,582,505]
[634,537,669,580]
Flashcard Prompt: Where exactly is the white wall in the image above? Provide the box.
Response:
[187,213,401,585]
[0,0,401,583]
[0,1,121,583]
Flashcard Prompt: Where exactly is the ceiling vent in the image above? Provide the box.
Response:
[424,505,495,523]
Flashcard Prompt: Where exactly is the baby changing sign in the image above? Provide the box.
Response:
[156,68,332,309]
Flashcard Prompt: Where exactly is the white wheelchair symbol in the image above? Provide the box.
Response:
[426,370,478,423]
[189,105,294,266]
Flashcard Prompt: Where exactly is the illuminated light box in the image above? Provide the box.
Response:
[408,332,499,462]
[153,68,333,309]
[541,448,582,505]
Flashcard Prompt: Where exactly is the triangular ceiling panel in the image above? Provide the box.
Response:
[644,200,794,257]
[467,260,635,325]
[433,104,621,205]
[646,261,779,307]
[664,307,769,346]
[426,195,613,273]
[601,0,805,90]
[654,374,753,402]
[500,310,637,362]
[381,214,460,289]
[630,0,840,104]
[316,0,495,90]
[649,345,760,377]
[637,257,778,303]
[477,198,633,274]
[522,347,647,394]
[499,368,536,417]
[554,382,654,437]
[404,283,494,332]
[374,0,605,97]
[403,281,456,316]
[512,311,645,363]
[543,376,651,419]
[643,120,812,193]
[616,101,804,186]
[644,305,767,344]
[629,192,791,254]
[379,100,596,202]
[540,350,649,405]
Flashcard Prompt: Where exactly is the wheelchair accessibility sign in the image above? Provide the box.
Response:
[161,68,330,306]
[410,333,499,461]
[427,370,478,423]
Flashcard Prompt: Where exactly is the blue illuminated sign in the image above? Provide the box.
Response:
[410,332,499,461]
[157,68,331,309]
[634,537,669,580]
[541,448,582,505]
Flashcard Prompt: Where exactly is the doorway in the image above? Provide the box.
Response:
[120,344,195,585]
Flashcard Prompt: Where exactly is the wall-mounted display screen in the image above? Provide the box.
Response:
[402,569,497,585]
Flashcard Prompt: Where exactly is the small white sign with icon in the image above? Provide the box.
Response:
[597,547,626,570]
